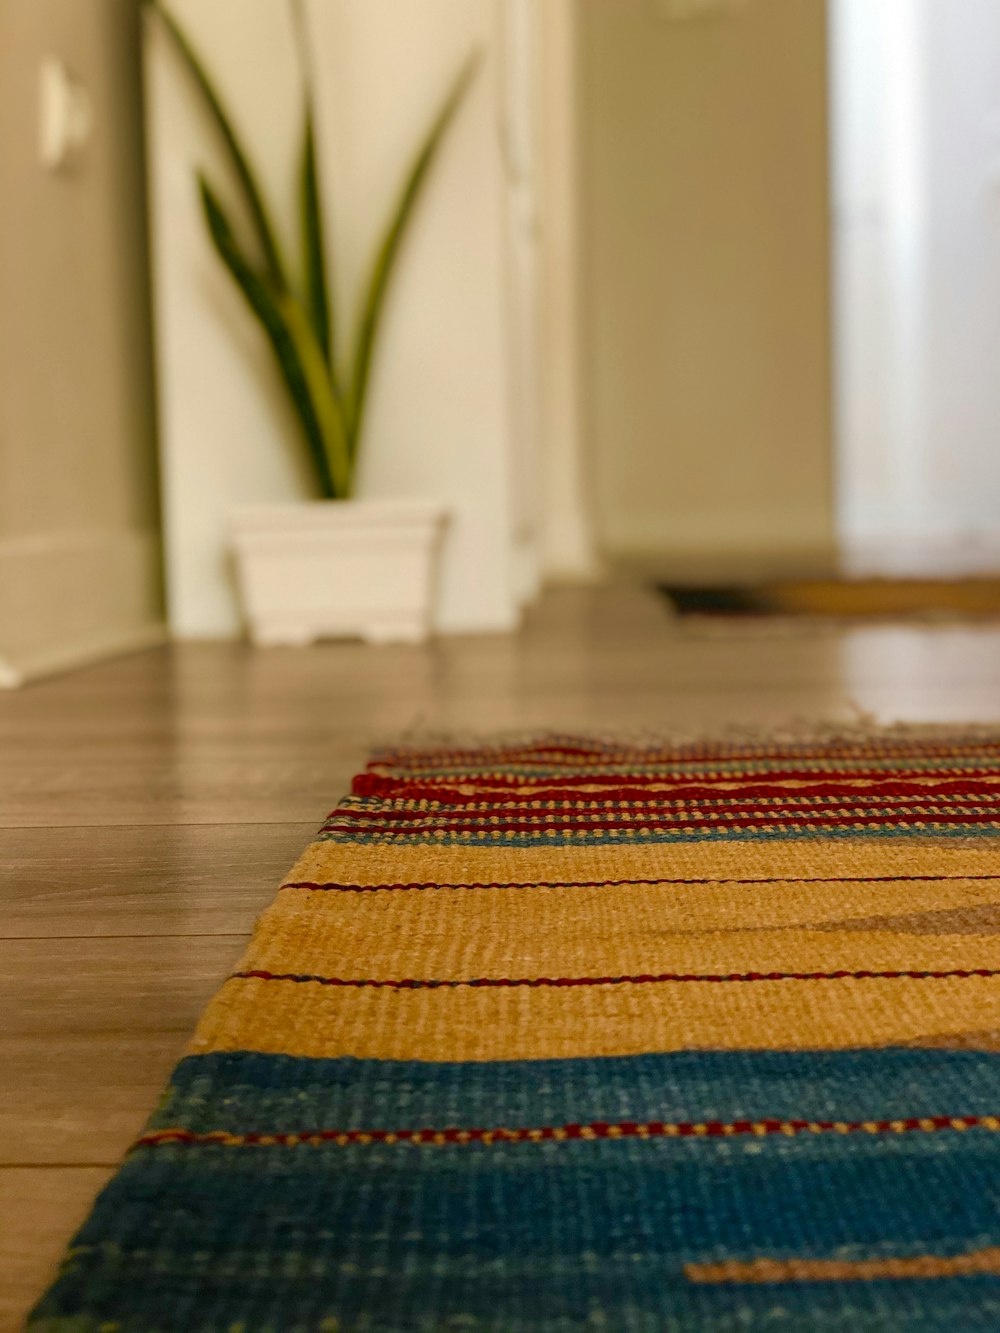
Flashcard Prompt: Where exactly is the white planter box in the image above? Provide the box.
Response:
[231,500,448,645]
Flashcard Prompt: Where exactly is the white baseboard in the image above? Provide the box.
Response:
[0,528,164,687]
[0,622,166,688]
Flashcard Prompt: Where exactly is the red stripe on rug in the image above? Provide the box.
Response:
[134,1113,1000,1152]
[280,872,1000,893]
[343,779,1000,808]
[231,967,1000,989]
[352,767,1000,798]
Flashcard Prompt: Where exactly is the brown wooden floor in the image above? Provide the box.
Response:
[6,583,1000,1328]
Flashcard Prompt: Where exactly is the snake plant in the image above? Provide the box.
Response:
[152,2,478,498]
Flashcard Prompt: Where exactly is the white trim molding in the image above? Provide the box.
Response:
[0,529,164,687]
[535,0,602,583]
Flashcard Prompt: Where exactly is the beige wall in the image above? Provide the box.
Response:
[0,0,161,683]
[578,0,833,571]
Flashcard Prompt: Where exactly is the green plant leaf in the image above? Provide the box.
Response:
[301,112,333,370]
[277,288,353,499]
[288,0,335,376]
[346,51,481,454]
[198,175,335,497]
[152,2,289,292]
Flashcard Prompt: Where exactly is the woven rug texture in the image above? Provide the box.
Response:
[28,732,1000,1331]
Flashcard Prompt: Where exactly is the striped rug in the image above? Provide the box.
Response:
[29,732,1000,1331]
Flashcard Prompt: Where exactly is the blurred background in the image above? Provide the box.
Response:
[4,0,1000,681]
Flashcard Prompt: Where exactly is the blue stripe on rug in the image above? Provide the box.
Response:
[30,1049,1000,1332]
[149,1047,1000,1134]
[31,1131,1000,1331]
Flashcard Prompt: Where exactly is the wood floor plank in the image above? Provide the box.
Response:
[0,1167,113,1333]
[0,937,240,1165]
[1,937,241,1041]
[1,1034,192,1165]
[1,823,316,937]
[0,757,360,828]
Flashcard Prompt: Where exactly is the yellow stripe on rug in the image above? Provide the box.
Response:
[190,973,1000,1061]
[288,837,1000,887]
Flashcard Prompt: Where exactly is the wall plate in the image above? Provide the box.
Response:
[39,57,93,170]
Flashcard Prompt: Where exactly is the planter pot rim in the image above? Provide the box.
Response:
[231,498,449,535]
[233,497,447,516]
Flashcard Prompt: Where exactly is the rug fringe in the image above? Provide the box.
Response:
[372,715,1000,757]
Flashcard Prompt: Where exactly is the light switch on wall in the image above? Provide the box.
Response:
[39,57,93,171]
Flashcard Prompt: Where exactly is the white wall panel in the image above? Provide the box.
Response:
[148,0,523,637]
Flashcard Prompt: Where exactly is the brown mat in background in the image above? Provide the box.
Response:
[658,578,1000,619]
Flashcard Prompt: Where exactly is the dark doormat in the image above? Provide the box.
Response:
[658,578,1000,619]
